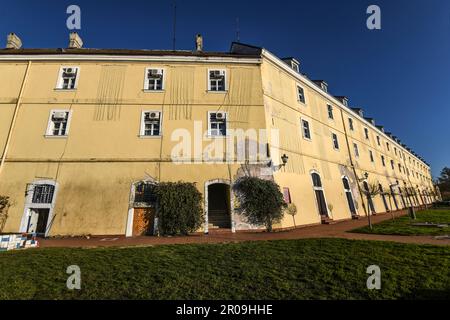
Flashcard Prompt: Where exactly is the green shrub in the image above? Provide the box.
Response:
[0,196,10,233]
[233,177,287,232]
[154,182,204,236]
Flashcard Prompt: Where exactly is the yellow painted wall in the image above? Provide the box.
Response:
[0,54,435,236]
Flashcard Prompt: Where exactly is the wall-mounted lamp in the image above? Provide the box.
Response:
[281,154,289,167]
[358,172,369,182]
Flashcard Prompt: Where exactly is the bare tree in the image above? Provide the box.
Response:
[361,182,381,230]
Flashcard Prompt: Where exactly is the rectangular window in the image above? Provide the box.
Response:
[56,67,79,90]
[332,133,339,150]
[381,155,386,167]
[376,136,381,146]
[394,148,398,156]
[369,150,374,163]
[208,112,227,136]
[364,128,369,140]
[327,104,334,120]
[348,118,354,131]
[46,110,71,136]
[386,142,390,151]
[32,184,55,204]
[297,85,306,104]
[208,70,226,91]
[301,119,311,140]
[283,187,292,204]
[398,163,402,173]
[144,68,164,91]
[353,143,360,158]
[391,160,395,170]
[140,111,162,136]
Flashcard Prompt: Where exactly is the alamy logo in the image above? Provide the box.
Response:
[66,265,81,290]
[366,265,381,290]
[66,5,81,30]
[366,5,381,30]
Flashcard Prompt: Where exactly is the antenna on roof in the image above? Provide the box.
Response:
[172,1,177,50]
[236,17,240,42]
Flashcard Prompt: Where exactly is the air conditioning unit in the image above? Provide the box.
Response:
[146,112,160,120]
[216,112,225,120]
[149,69,163,77]
[52,111,67,119]
[64,68,76,75]
[211,70,225,78]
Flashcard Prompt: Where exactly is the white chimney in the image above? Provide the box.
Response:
[6,33,22,49]
[68,32,83,49]
[195,34,203,52]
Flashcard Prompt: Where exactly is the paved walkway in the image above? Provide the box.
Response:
[38,210,450,248]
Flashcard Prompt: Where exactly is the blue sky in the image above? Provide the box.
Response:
[1,0,449,178]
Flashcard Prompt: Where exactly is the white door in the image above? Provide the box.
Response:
[27,209,39,233]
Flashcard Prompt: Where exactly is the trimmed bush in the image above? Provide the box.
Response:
[0,196,10,233]
[233,177,287,232]
[154,182,204,236]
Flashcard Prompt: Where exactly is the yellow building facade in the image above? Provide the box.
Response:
[0,38,435,237]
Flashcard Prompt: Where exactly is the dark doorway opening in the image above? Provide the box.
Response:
[208,183,231,229]
[26,209,50,235]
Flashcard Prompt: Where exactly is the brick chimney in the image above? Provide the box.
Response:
[68,32,83,49]
[6,33,22,49]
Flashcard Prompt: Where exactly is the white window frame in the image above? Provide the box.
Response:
[144,68,165,91]
[55,66,80,90]
[301,118,312,141]
[348,118,354,131]
[364,127,370,140]
[45,109,72,138]
[327,104,334,120]
[207,69,227,92]
[296,85,306,104]
[353,143,360,158]
[139,111,163,138]
[207,111,228,137]
[331,132,339,150]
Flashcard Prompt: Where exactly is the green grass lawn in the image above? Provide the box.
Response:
[350,209,450,236]
[0,238,449,300]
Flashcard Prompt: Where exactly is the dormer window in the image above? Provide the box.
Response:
[283,58,300,73]
[208,70,226,91]
[144,68,164,91]
[56,67,79,90]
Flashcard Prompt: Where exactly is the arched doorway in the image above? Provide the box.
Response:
[390,185,399,210]
[363,181,376,214]
[205,180,232,232]
[379,184,390,212]
[342,176,357,217]
[311,172,329,219]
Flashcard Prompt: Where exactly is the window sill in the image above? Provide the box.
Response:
[302,137,312,142]
[206,134,229,139]
[138,135,163,139]
[44,135,68,139]
[207,90,228,94]
[143,90,165,93]
[54,88,77,91]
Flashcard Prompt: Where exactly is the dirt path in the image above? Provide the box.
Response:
[39,210,450,248]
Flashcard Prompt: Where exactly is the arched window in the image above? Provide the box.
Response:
[342,177,356,216]
[311,172,328,218]
[312,173,322,188]
[342,177,350,190]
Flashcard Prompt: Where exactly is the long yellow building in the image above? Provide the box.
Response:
[0,33,436,237]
